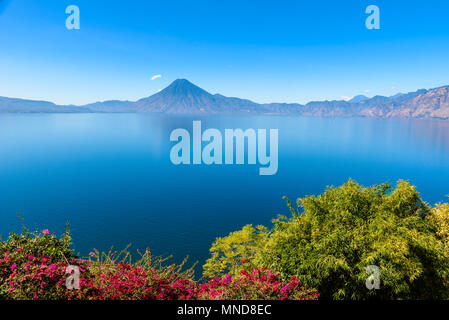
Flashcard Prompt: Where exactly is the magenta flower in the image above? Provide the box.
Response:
[11,264,17,271]
[41,229,51,235]
[222,274,232,285]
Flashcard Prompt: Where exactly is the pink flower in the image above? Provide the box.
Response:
[42,229,51,235]
[222,274,232,285]
[33,295,39,300]
[11,264,17,271]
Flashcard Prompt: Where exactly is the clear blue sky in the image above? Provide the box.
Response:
[0,0,449,105]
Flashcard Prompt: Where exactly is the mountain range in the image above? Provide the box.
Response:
[1,79,448,119]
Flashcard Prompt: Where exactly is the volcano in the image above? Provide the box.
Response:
[134,79,260,114]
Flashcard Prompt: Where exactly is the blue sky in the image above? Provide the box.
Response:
[0,0,449,105]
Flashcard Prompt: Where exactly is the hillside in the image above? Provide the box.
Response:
[0,80,448,119]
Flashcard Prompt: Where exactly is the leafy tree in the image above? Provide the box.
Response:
[256,180,449,299]
[204,180,449,299]
[202,224,268,279]
[428,202,449,249]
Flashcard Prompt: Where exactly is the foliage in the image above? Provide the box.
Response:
[58,262,198,300]
[428,203,449,249]
[1,227,315,300]
[76,247,198,300]
[6,179,448,300]
[198,268,319,300]
[4,258,88,300]
[202,224,268,279]
[0,224,75,299]
[204,180,449,300]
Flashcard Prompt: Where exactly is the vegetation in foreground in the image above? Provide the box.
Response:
[1,179,448,300]
[0,225,318,300]
[204,180,449,300]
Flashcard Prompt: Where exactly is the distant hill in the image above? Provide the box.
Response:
[349,95,370,103]
[389,86,449,119]
[0,97,88,113]
[83,100,136,113]
[135,79,260,114]
[0,79,448,119]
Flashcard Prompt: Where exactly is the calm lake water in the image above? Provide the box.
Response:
[1,114,449,275]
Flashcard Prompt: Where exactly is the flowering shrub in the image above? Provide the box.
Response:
[1,226,318,300]
[0,225,75,299]
[198,268,319,300]
[5,258,80,300]
[59,262,198,300]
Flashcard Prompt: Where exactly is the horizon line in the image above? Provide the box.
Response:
[1,79,445,107]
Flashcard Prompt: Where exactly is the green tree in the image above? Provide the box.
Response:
[428,202,449,249]
[256,180,449,299]
[202,224,268,279]
[203,179,449,299]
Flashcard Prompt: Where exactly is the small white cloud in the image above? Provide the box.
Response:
[364,89,370,93]
[341,96,353,101]
[156,89,162,93]
[391,86,396,90]
[151,74,162,80]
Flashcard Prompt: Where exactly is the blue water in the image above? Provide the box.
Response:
[1,114,449,276]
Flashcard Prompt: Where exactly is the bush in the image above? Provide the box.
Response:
[203,224,268,279]
[204,180,449,300]
[5,259,89,300]
[428,203,449,249]
[1,227,316,300]
[198,268,319,300]
[0,224,75,299]
[71,248,198,300]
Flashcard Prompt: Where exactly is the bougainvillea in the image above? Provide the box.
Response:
[198,268,319,300]
[3,258,317,300]
[1,227,318,300]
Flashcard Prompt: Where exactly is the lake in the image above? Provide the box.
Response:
[1,114,448,276]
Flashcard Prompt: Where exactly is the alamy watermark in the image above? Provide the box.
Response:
[63,5,379,31]
[66,5,80,30]
[169,121,278,176]
[365,265,380,290]
[65,265,80,290]
[64,5,379,31]
[365,5,380,30]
